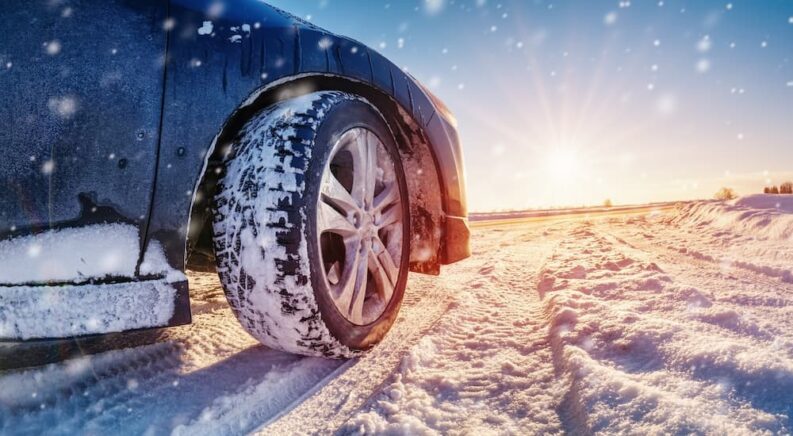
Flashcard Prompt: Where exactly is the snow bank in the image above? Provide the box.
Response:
[665,195,793,282]
[733,194,793,213]
[672,195,793,241]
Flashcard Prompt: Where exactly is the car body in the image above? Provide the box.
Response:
[0,0,469,342]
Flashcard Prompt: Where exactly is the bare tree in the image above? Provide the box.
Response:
[714,187,737,201]
[772,186,780,194]
[764,187,771,194]
[781,182,793,194]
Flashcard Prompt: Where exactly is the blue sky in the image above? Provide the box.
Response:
[269,0,793,211]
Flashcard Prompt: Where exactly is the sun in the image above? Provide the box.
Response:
[545,147,581,181]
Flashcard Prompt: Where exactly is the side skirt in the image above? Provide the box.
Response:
[0,279,192,341]
[0,280,192,371]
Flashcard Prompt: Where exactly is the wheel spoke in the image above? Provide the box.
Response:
[333,237,362,316]
[321,172,359,216]
[317,201,357,237]
[373,183,399,213]
[372,235,399,286]
[349,130,369,207]
[377,203,401,229]
[369,242,397,303]
[364,131,378,209]
[348,244,369,324]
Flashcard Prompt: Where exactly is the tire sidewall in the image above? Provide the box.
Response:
[304,99,410,350]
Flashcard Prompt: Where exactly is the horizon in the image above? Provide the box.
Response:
[268,0,793,212]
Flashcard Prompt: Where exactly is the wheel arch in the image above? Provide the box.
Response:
[187,74,447,275]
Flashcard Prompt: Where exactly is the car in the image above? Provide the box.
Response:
[0,0,470,359]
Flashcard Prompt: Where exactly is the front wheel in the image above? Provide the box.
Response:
[212,91,410,358]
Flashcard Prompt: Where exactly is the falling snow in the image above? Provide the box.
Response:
[47,96,77,119]
[197,20,213,35]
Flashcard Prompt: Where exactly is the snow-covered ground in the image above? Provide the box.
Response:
[2,195,793,434]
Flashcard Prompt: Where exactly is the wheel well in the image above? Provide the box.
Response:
[186,75,446,275]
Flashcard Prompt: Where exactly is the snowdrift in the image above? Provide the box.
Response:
[671,194,793,241]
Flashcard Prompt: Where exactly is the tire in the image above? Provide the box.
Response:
[212,91,410,358]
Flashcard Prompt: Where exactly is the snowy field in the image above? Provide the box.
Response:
[2,195,793,434]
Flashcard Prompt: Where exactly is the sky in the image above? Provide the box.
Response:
[268,0,793,212]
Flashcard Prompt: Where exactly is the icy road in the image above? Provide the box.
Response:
[3,196,793,435]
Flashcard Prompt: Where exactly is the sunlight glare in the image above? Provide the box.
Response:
[546,147,581,181]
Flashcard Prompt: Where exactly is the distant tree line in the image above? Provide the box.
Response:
[764,182,793,194]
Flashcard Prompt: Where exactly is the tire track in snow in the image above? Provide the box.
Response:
[2,242,464,436]
[541,220,790,434]
[318,224,567,435]
[0,273,336,435]
[258,269,456,434]
[600,221,793,426]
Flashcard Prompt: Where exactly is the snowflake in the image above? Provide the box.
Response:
[696,59,711,73]
[197,21,213,35]
[27,243,42,258]
[318,37,333,49]
[162,18,176,31]
[45,40,61,55]
[696,35,711,52]
[207,2,224,18]
[656,94,677,115]
[48,96,78,118]
[424,0,444,15]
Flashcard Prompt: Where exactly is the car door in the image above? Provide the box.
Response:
[0,0,168,283]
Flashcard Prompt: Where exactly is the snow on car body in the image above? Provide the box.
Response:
[0,0,470,355]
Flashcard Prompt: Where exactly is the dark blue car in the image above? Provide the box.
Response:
[0,0,469,358]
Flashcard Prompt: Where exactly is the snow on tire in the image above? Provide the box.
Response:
[212,91,410,358]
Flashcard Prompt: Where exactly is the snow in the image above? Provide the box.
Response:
[733,193,793,213]
[3,201,793,433]
[0,223,184,285]
[672,194,793,244]
[197,20,213,35]
[0,279,176,339]
[336,200,793,434]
